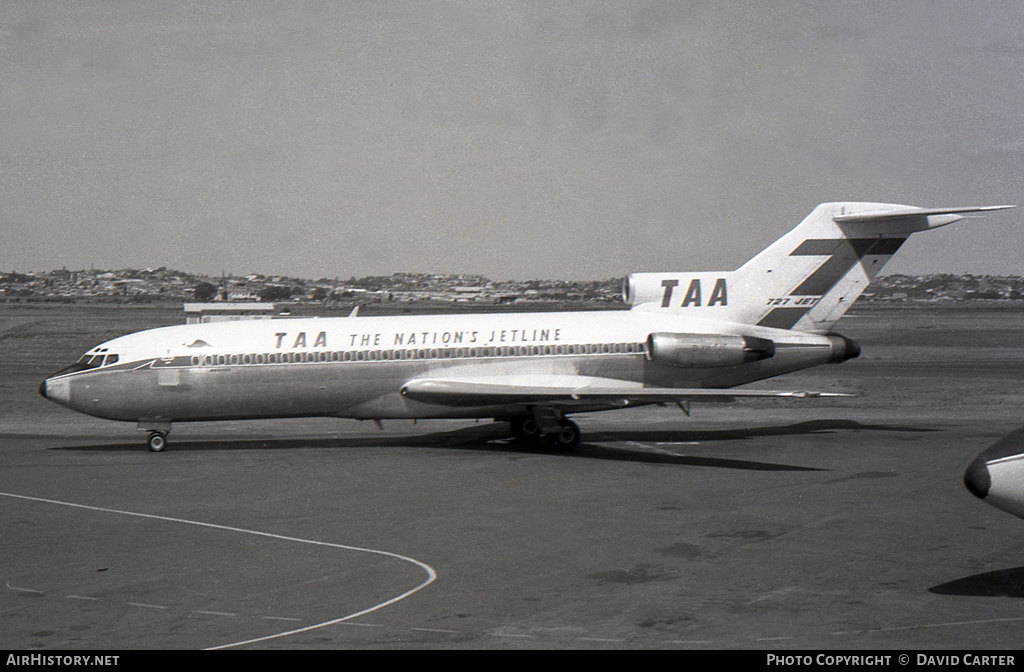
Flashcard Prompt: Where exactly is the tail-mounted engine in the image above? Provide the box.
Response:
[646,332,776,368]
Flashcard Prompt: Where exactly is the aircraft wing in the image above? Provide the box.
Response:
[400,376,850,407]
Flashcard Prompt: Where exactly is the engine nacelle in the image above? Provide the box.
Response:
[646,332,776,368]
[624,273,677,306]
[825,333,861,363]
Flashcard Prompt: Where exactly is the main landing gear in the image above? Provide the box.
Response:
[510,416,581,451]
[544,419,581,451]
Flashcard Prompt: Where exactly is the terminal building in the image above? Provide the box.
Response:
[183,303,279,324]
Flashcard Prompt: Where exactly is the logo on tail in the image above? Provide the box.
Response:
[625,202,1013,332]
[755,236,905,329]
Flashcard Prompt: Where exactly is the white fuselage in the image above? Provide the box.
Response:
[41,308,848,425]
[39,201,1010,451]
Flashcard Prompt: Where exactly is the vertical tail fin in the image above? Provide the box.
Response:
[626,203,1013,333]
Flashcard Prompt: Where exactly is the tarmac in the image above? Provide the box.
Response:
[2,305,1024,649]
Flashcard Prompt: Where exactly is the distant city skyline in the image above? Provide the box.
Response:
[5,264,1022,307]
[2,2,1022,280]
[5,263,1024,283]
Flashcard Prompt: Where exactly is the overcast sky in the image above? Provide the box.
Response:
[2,1,1022,280]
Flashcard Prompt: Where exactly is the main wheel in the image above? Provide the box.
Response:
[544,420,581,451]
[147,431,168,452]
[510,416,543,442]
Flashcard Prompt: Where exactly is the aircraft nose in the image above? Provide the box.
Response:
[963,457,991,500]
[38,375,71,407]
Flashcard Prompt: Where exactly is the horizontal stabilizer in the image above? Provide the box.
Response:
[401,376,851,407]
[833,205,1014,226]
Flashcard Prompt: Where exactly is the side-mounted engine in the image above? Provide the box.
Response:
[645,332,776,368]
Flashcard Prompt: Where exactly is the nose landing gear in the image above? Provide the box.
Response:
[147,431,168,452]
[139,421,172,452]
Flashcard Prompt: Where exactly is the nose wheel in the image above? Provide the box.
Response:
[147,431,168,452]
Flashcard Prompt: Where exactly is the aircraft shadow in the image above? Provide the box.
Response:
[584,418,937,444]
[929,567,1024,598]
[47,418,931,471]
[571,444,825,471]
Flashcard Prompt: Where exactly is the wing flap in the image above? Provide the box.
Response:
[400,376,850,407]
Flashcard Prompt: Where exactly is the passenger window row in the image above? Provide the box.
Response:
[190,342,647,367]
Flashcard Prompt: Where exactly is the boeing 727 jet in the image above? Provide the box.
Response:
[40,202,1013,451]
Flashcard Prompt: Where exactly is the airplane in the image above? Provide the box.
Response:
[39,202,1013,452]
[965,426,1024,520]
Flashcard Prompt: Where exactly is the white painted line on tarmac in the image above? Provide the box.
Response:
[626,440,681,457]
[832,616,1024,636]
[410,627,459,634]
[669,640,714,645]
[336,622,382,627]
[67,595,99,601]
[194,610,237,617]
[489,632,536,639]
[0,490,438,650]
[129,602,168,610]
[5,584,43,595]
[622,440,688,456]
[261,616,302,622]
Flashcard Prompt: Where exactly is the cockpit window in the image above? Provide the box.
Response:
[75,354,116,370]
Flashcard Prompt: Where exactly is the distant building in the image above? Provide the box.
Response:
[184,303,278,324]
[226,288,260,302]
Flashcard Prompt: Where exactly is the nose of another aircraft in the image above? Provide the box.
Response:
[964,426,1024,520]
[963,456,991,499]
